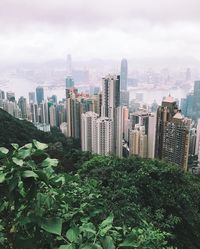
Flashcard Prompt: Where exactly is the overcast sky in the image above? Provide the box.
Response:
[0,0,200,64]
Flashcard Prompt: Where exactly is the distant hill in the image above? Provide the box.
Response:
[0,108,50,147]
[0,109,84,170]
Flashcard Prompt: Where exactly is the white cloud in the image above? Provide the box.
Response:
[0,0,200,63]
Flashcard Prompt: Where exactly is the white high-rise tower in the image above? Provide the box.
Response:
[81,111,98,152]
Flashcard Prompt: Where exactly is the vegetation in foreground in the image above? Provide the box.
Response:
[0,140,200,248]
[1,110,200,248]
[0,141,172,249]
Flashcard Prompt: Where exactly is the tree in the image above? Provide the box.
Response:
[0,142,172,249]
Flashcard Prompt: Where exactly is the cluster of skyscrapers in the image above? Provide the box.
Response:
[1,58,200,172]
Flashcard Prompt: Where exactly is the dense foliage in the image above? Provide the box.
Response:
[79,156,200,249]
[0,142,172,249]
[1,110,200,248]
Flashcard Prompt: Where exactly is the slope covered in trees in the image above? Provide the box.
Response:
[0,108,89,171]
[0,108,79,149]
[0,140,200,248]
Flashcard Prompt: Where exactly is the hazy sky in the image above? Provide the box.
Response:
[0,0,200,64]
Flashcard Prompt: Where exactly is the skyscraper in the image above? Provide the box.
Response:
[81,111,98,152]
[29,92,35,104]
[36,87,44,105]
[66,54,72,76]
[66,97,81,139]
[40,101,49,124]
[192,81,200,120]
[116,106,129,157]
[129,124,148,158]
[195,119,200,160]
[30,103,39,123]
[162,112,191,171]
[101,75,120,119]
[94,117,114,156]
[120,90,129,107]
[148,114,157,159]
[120,59,128,91]
[66,76,74,89]
[18,96,28,119]
[155,95,178,159]
[0,90,5,100]
[49,105,57,127]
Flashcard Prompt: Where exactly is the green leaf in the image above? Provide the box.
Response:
[17,149,31,159]
[102,236,115,249]
[18,180,26,197]
[33,140,48,150]
[99,214,114,229]
[0,147,9,155]
[99,214,114,236]
[0,173,6,183]
[99,225,112,237]
[119,233,136,247]
[82,245,102,249]
[41,217,62,235]
[11,143,19,150]
[12,157,23,166]
[22,170,38,178]
[35,170,49,184]
[42,158,58,167]
[80,222,96,234]
[66,227,79,242]
[59,245,74,249]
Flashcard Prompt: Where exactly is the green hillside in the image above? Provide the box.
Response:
[0,108,78,148]
[0,109,87,171]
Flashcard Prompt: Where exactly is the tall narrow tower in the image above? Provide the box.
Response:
[120,59,128,91]
[66,54,72,76]
[101,75,120,119]
[192,81,200,120]
[36,87,44,105]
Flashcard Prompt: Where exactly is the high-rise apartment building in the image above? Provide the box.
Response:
[101,75,120,154]
[40,101,49,124]
[120,59,128,91]
[148,114,157,159]
[49,105,57,127]
[155,95,178,159]
[36,87,44,105]
[18,96,28,119]
[195,119,200,161]
[81,111,98,152]
[129,124,148,158]
[66,97,81,139]
[116,106,129,157]
[94,117,114,156]
[162,112,191,171]
[101,75,120,119]
[30,103,39,123]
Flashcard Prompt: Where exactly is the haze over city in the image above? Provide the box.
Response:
[0,0,200,65]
